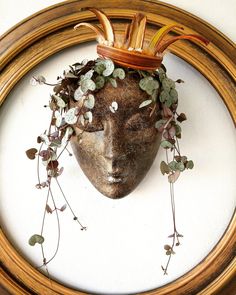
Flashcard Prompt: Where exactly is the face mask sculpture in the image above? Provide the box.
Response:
[27,7,209,275]
[71,75,161,199]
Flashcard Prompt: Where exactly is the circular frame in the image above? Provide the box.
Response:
[0,0,235,294]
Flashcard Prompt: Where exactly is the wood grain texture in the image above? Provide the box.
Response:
[0,1,235,294]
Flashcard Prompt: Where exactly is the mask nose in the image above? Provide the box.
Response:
[103,119,127,168]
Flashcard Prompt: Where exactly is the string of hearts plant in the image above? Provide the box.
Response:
[26,8,208,276]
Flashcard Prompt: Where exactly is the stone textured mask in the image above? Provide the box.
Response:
[70,74,161,199]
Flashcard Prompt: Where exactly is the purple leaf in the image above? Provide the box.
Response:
[168,170,180,183]
[47,160,59,171]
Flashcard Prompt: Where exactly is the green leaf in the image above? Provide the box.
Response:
[162,78,175,91]
[95,63,106,75]
[160,140,173,149]
[151,89,158,102]
[50,139,62,148]
[84,94,95,109]
[165,98,174,108]
[65,108,77,125]
[159,90,169,103]
[168,161,177,171]
[113,68,125,79]
[176,162,185,172]
[74,86,84,101]
[186,160,194,169]
[145,79,159,95]
[81,79,96,92]
[108,77,117,88]
[139,76,153,91]
[102,59,115,76]
[169,88,178,102]
[28,234,44,246]
[160,161,171,175]
[95,76,105,89]
[175,124,182,136]
[158,68,166,81]
[139,99,152,108]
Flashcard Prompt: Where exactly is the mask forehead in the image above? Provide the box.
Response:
[94,74,151,113]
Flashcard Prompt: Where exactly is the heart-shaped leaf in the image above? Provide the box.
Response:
[102,59,115,76]
[81,79,96,93]
[74,86,84,101]
[161,140,173,149]
[177,113,187,123]
[26,148,38,160]
[95,76,105,89]
[162,78,175,91]
[84,94,95,109]
[28,234,44,246]
[176,162,185,172]
[139,76,153,91]
[113,68,125,80]
[186,160,194,169]
[65,108,77,125]
[160,161,170,175]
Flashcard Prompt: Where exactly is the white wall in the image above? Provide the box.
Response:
[0,1,235,294]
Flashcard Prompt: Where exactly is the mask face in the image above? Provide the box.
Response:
[70,74,161,199]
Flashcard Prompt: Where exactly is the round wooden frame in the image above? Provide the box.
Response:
[0,1,235,294]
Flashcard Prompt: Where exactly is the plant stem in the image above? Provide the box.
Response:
[55,177,87,230]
